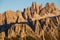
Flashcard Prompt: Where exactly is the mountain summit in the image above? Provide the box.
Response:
[0,2,60,40]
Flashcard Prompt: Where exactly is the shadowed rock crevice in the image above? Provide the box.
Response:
[0,2,60,40]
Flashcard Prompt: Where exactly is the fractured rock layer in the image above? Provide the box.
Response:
[0,2,60,40]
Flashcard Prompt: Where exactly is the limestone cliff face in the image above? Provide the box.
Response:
[0,14,5,25]
[0,2,60,40]
[5,10,17,24]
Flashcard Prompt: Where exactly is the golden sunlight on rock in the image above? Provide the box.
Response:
[0,2,60,40]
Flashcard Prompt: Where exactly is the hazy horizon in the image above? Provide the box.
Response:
[0,0,60,13]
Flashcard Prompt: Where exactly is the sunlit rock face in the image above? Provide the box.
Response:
[0,2,60,40]
[16,10,26,22]
[0,14,5,25]
[8,24,21,38]
[5,10,17,24]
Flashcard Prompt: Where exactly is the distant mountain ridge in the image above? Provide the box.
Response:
[0,2,60,40]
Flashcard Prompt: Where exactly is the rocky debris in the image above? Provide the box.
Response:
[0,2,60,40]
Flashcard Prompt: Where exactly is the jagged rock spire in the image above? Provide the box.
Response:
[0,2,60,40]
[16,10,26,22]
[0,14,5,25]
[35,20,41,35]
[5,10,17,24]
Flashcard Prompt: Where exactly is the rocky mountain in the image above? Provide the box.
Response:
[0,2,60,40]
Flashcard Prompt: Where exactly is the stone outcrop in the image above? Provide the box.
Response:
[16,10,26,22]
[5,10,17,24]
[0,2,60,40]
[0,14,5,25]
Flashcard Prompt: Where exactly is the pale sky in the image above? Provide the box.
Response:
[0,0,60,13]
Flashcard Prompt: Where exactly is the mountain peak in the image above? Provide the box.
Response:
[0,2,60,40]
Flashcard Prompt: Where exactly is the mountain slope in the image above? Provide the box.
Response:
[0,2,60,40]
